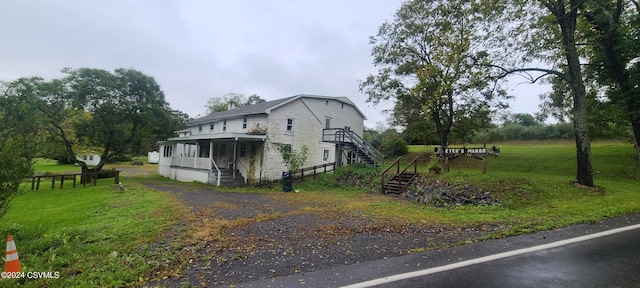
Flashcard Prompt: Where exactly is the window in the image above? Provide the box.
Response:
[210,124,214,131]
[198,125,203,132]
[325,117,331,129]
[239,143,247,157]
[286,118,293,132]
[163,146,173,157]
[323,149,329,161]
[223,120,227,131]
[243,116,247,129]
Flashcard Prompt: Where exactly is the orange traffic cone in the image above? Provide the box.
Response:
[5,235,21,272]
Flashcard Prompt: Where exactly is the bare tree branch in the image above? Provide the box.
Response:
[487,64,567,82]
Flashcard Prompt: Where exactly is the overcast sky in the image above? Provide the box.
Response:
[0,0,547,127]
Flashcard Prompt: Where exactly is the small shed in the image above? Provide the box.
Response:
[147,151,160,164]
[78,154,101,166]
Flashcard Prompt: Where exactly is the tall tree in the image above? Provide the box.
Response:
[3,68,183,176]
[66,68,181,173]
[204,93,265,114]
[492,0,595,186]
[582,0,640,163]
[0,80,40,218]
[360,0,509,148]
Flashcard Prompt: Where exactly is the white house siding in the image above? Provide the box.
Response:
[262,99,323,180]
[171,168,209,183]
[192,115,268,135]
[300,97,364,136]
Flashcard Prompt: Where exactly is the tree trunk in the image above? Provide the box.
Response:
[78,162,92,184]
[630,114,640,165]
[556,0,594,187]
[586,0,640,165]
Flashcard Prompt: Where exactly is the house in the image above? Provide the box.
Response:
[157,94,383,186]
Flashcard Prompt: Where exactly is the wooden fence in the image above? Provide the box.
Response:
[291,162,336,181]
[30,170,121,190]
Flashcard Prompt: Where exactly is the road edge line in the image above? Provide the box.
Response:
[341,223,640,288]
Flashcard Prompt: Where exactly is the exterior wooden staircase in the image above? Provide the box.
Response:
[322,128,384,167]
[380,156,419,194]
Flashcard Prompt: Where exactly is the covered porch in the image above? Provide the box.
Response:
[158,133,266,186]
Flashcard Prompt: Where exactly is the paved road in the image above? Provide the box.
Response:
[232,213,640,288]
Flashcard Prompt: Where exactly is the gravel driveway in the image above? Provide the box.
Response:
[143,182,497,287]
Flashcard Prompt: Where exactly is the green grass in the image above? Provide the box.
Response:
[286,141,639,236]
[0,176,182,287]
[1,142,638,286]
[32,159,80,174]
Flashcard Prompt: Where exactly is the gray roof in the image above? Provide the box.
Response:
[189,94,365,125]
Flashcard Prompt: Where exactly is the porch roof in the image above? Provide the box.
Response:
[164,132,266,143]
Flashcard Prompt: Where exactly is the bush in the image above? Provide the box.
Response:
[380,136,408,157]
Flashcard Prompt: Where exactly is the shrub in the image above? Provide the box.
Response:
[380,136,408,157]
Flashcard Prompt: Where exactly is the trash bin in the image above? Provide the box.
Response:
[282,171,293,192]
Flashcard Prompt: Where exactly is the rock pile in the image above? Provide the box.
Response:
[402,177,499,207]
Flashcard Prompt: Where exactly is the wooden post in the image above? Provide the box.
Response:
[313,167,317,179]
[51,176,56,189]
[60,175,65,189]
[31,177,35,190]
[482,143,487,174]
[36,177,41,190]
[483,156,487,174]
[445,157,449,173]
[72,175,77,188]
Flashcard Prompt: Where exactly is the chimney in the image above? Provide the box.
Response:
[227,101,236,110]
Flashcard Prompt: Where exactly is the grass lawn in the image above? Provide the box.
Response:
[292,141,639,234]
[0,172,183,287]
[0,141,638,287]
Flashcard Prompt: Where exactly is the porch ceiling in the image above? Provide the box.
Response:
[166,132,266,143]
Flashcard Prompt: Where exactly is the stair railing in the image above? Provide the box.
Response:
[379,157,401,191]
[323,128,384,167]
[397,155,419,193]
[379,155,420,193]
[210,159,221,186]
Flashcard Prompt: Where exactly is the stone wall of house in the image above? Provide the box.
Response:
[300,97,365,137]
[262,99,323,181]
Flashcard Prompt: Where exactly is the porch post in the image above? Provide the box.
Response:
[259,139,265,184]
[209,140,214,170]
[194,142,199,168]
[233,137,238,178]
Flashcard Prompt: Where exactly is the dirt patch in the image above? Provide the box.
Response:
[143,182,500,287]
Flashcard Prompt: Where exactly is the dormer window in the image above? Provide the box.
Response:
[243,116,247,129]
[198,125,203,132]
[210,124,214,131]
[223,120,227,131]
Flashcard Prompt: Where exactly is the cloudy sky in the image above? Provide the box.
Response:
[1,0,546,127]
